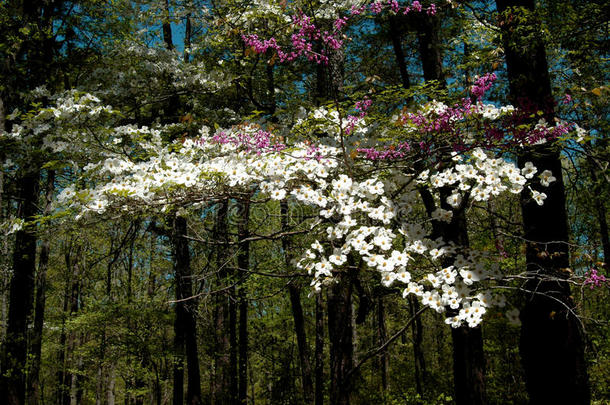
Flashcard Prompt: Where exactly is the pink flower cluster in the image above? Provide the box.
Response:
[366,1,437,15]
[242,12,344,65]
[357,142,411,160]
[345,98,373,135]
[244,2,437,65]
[471,73,497,100]
[584,268,607,290]
[356,71,583,160]
[209,130,286,154]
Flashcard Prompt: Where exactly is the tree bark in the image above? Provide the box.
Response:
[26,170,55,404]
[376,297,388,391]
[237,198,251,405]
[314,295,324,405]
[0,170,40,405]
[281,201,314,403]
[327,273,354,405]
[212,201,232,404]
[172,216,201,405]
[413,11,487,404]
[496,1,590,403]
[587,157,610,273]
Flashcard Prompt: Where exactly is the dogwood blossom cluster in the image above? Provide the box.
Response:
[293,146,540,327]
[0,91,118,161]
[55,100,544,328]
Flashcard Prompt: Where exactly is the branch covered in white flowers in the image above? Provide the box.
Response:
[52,96,559,328]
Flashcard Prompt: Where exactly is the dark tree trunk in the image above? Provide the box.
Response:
[408,296,426,395]
[316,41,351,405]
[376,297,388,391]
[413,11,487,404]
[26,170,55,404]
[587,157,610,273]
[184,12,192,63]
[281,201,314,403]
[237,199,250,405]
[496,1,590,403]
[237,291,248,405]
[172,216,201,405]
[387,20,429,396]
[0,170,40,405]
[388,16,411,90]
[55,263,71,405]
[229,286,238,404]
[56,248,81,405]
[415,13,444,84]
[162,0,174,50]
[212,201,232,404]
[442,192,487,405]
[327,274,354,405]
[314,295,324,405]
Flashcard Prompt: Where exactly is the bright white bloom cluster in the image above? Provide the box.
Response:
[0,91,115,151]
[476,103,515,120]
[57,110,545,328]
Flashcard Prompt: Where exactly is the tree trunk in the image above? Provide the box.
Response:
[172,216,201,405]
[413,11,488,404]
[314,295,324,405]
[229,286,238,404]
[237,198,251,405]
[281,201,314,403]
[496,1,590,403]
[376,297,388,391]
[1,169,40,405]
[56,248,81,405]
[327,273,354,405]
[26,170,55,404]
[587,157,610,273]
[162,0,174,50]
[387,21,429,397]
[388,16,411,90]
[212,201,232,404]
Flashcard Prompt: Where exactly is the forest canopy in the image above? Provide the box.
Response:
[0,0,608,404]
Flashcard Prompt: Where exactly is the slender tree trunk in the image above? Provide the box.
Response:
[237,291,248,405]
[184,11,192,63]
[314,295,324,405]
[212,201,231,404]
[162,0,174,50]
[388,22,428,396]
[376,297,388,392]
[316,40,352,405]
[442,192,487,405]
[1,169,40,405]
[56,249,80,405]
[237,198,251,405]
[327,273,354,405]
[413,10,488,405]
[172,216,201,405]
[56,263,71,405]
[107,365,116,405]
[388,16,411,90]
[281,201,314,403]
[229,287,238,404]
[587,158,610,273]
[496,1,590,403]
[408,296,426,395]
[26,170,55,404]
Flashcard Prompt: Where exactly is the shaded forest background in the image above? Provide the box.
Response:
[0,0,608,404]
